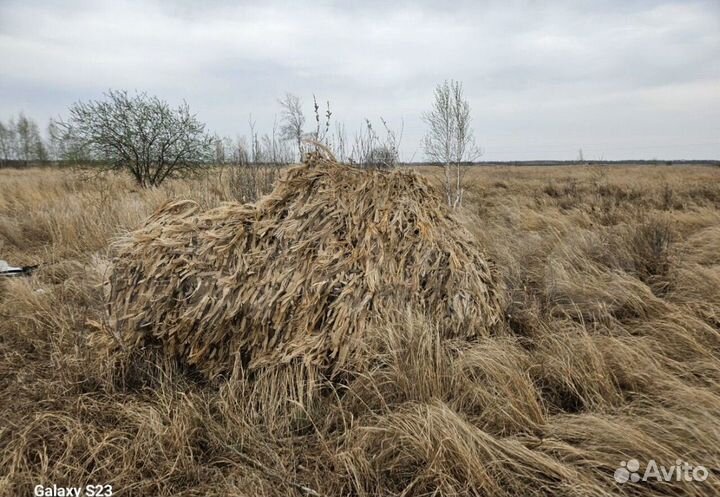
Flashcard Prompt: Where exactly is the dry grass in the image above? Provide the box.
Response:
[1,162,720,496]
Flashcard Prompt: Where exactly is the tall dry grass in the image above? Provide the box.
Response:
[1,163,719,496]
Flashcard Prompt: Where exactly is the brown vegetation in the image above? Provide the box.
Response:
[108,154,503,395]
[1,162,720,496]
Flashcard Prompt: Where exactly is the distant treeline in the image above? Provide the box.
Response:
[3,158,719,169]
[1,113,717,169]
[415,160,720,167]
[0,114,53,166]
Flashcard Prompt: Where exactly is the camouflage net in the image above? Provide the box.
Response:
[108,153,504,388]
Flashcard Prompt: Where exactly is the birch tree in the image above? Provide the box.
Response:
[422,80,482,208]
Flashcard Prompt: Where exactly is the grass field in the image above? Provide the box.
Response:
[1,163,719,496]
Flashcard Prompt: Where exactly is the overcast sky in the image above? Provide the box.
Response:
[1,0,718,161]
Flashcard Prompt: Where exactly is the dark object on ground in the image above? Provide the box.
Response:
[0,260,38,277]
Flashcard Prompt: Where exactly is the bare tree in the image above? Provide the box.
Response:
[213,135,227,165]
[47,119,65,162]
[278,93,305,160]
[0,114,48,166]
[57,90,214,187]
[330,121,348,162]
[422,80,482,208]
[349,118,402,169]
[224,116,289,203]
[0,120,15,166]
[228,136,249,166]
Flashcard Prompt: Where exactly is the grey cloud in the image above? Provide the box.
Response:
[0,0,718,160]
